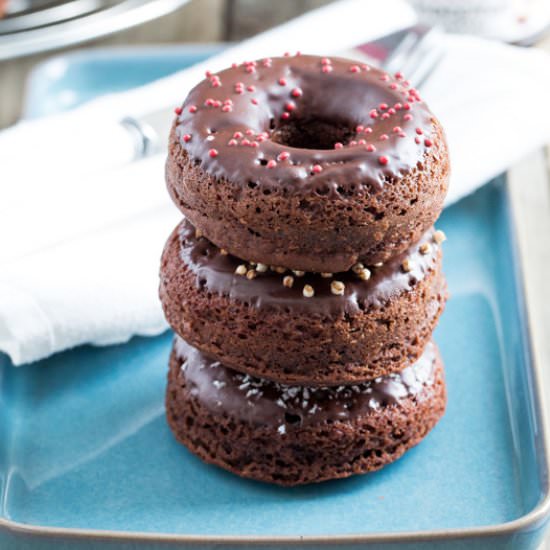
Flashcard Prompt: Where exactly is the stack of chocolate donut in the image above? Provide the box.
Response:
[160,54,450,486]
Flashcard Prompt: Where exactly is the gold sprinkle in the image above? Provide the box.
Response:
[220,248,229,256]
[401,259,413,272]
[419,243,431,255]
[256,263,268,273]
[352,263,364,273]
[235,264,247,276]
[283,275,294,288]
[358,267,371,281]
[321,272,333,278]
[330,280,345,295]
[249,261,257,266]
[274,266,287,274]
[293,270,305,277]
[246,269,257,280]
[374,262,383,267]
[303,284,315,298]
[195,229,203,239]
[434,229,447,245]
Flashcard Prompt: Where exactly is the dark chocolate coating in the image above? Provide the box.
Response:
[159,219,447,385]
[166,337,447,485]
[167,54,449,272]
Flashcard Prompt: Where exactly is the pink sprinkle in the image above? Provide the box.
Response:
[283,51,291,57]
[231,63,238,69]
[209,149,219,158]
[404,114,413,121]
[245,129,255,136]
[394,103,403,110]
[285,102,296,112]
[278,78,287,86]
[380,74,390,81]
[267,160,277,169]
[403,103,411,110]
[399,132,407,138]
[312,164,323,174]
[214,100,222,108]
[393,126,402,133]
[281,112,290,120]
[205,70,212,77]
[174,106,182,115]
[205,98,215,106]
[361,64,371,71]
[388,108,396,115]
[356,125,364,133]
[378,155,389,165]
[366,144,376,152]
[416,128,423,135]
[182,134,191,142]
[322,65,333,73]
[349,140,357,146]
[250,141,259,148]
[395,71,404,80]
[241,138,251,146]
[358,139,366,145]
[228,139,238,146]
[251,98,258,105]
[334,142,343,149]
[247,85,256,92]
[424,139,433,147]
[381,113,390,120]
[233,131,243,139]
[349,65,361,73]
[363,127,373,134]
[380,134,389,141]
[389,83,398,90]
[321,58,331,65]
[278,151,290,161]
[189,105,197,113]
[369,109,378,119]
[379,103,388,111]
[415,136,421,144]
[246,66,255,73]
[291,87,303,98]
[211,80,221,88]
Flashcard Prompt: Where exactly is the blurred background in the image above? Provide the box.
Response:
[1,0,550,127]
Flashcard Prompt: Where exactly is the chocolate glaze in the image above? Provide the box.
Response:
[175,55,436,198]
[178,218,441,316]
[174,337,438,429]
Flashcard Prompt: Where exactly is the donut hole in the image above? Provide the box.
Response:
[284,412,302,425]
[271,117,353,150]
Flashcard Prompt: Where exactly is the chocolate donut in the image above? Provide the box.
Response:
[167,54,449,273]
[159,219,447,385]
[166,337,446,486]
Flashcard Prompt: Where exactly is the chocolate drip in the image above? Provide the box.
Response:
[175,337,437,429]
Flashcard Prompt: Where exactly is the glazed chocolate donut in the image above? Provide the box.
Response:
[159,219,447,386]
[166,337,446,486]
[167,54,449,273]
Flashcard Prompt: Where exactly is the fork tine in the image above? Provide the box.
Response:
[390,26,444,87]
[383,30,424,76]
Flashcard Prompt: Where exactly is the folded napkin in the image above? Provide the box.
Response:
[2,0,550,366]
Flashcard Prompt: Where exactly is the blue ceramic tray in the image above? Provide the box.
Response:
[1,46,549,549]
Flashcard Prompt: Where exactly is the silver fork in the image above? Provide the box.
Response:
[350,24,445,88]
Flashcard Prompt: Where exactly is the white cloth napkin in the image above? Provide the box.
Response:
[2,1,550,366]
